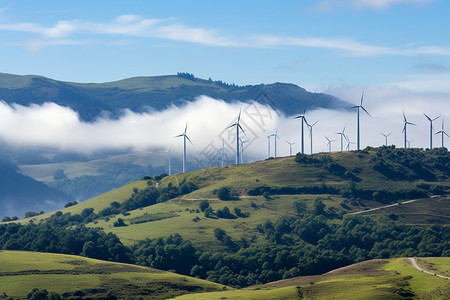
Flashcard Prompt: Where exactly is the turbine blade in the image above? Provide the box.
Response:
[361,106,371,117]
[402,110,406,122]
[175,133,184,138]
[185,135,193,145]
[360,91,364,105]
[237,109,242,124]
[185,122,188,134]
[238,123,247,137]
[226,123,236,130]
[432,116,440,121]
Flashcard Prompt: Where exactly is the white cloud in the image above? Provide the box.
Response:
[1,14,449,57]
[0,86,449,166]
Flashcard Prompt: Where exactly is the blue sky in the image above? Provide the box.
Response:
[0,0,449,155]
[1,0,450,90]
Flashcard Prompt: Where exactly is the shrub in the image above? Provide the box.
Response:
[113,218,127,227]
[217,187,232,200]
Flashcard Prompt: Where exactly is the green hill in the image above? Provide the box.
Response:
[0,250,225,299]
[4,147,449,288]
[1,251,448,299]
[174,257,450,299]
[0,72,349,121]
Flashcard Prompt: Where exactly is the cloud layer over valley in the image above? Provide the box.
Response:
[0,86,448,169]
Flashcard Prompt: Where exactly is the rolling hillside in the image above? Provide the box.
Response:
[0,72,350,121]
[176,257,450,299]
[0,251,448,299]
[0,250,225,299]
[4,147,449,289]
[21,147,450,247]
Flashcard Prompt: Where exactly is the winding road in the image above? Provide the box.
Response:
[409,257,450,280]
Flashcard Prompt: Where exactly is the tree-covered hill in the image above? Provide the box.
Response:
[0,72,349,121]
[3,146,448,288]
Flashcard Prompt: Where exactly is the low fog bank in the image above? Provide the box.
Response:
[0,86,448,170]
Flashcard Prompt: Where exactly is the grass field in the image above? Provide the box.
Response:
[362,196,450,225]
[16,150,449,250]
[0,253,448,299]
[0,250,225,299]
[175,258,450,299]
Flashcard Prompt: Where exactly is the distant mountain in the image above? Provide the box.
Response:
[0,72,350,121]
[0,160,71,218]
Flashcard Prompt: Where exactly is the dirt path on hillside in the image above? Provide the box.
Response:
[409,257,450,280]
[348,195,439,215]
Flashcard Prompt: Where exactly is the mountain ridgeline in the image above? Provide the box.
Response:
[0,72,349,121]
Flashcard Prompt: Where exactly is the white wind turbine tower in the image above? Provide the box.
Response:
[285,139,296,156]
[325,136,335,153]
[218,139,229,167]
[267,135,271,158]
[167,146,172,176]
[308,121,318,154]
[402,111,416,149]
[239,138,250,164]
[435,119,450,148]
[345,136,356,151]
[294,108,308,154]
[175,123,193,173]
[226,110,245,164]
[270,129,280,158]
[423,113,440,149]
[380,132,392,147]
[351,92,370,150]
[336,124,347,152]
[406,139,414,149]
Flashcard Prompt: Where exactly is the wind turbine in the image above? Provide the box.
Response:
[226,110,246,164]
[175,123,193,173]
[294,108,308,154]
[402,111,416,149]
[325,136,335,153]
[345,136,356,151]
[351,91,371,150]
[218,139,229,167]
[266,135,271,158]
[423,113,440,149]
[380,132,392,147]
[308,121,318,154]
[270,129,280,158]
[285,139,296,156]
[239,138,250,164]
[167,146,172,176]
[336,124,347,152]
[406,139,414,149]
[435,119,450,148]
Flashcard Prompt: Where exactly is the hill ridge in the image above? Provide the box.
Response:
[0,72,350,121]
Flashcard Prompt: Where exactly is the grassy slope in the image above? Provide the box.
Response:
[18,150,449,248]
[362,196,450,225]
[0,250,225,299]
[174,258,450,300]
